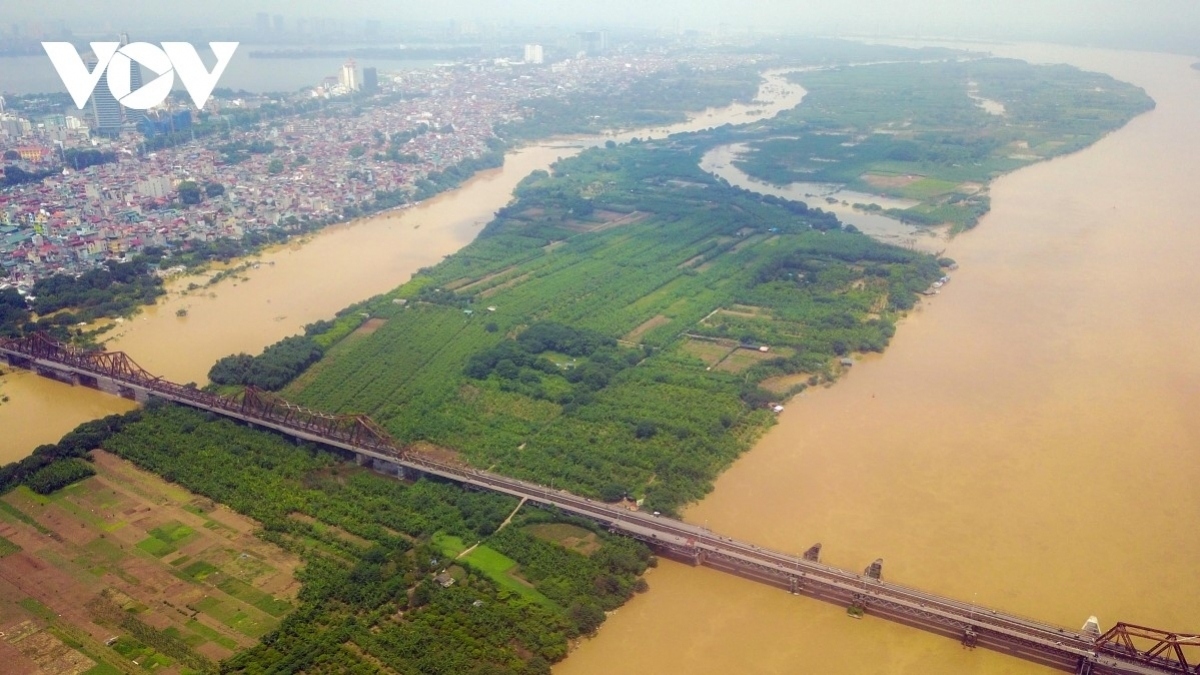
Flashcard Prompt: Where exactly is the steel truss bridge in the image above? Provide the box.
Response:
[2,333,1196,675]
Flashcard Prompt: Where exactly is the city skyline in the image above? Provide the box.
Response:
[0,1,1197,54]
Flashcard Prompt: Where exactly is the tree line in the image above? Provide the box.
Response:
[0,403,654,673]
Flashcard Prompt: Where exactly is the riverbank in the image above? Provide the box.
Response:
[699,142,947,253]
[0,70,806,463]
[556,43,1200,675]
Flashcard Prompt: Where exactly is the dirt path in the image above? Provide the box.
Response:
[456,497,527,560]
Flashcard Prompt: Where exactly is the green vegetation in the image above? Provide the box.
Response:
[1,164,57,186]
[62,148,118,170]
[29,256,166,322]
[206,312,375,390]
[136,521,196,557]
[0,499,51,534]
[136,535,177,557]
[56,404,651,673]
[24,458,96,495]
[185,619,239,650]
[357,147,507,220]
[458,544,553,607]
[0,411,142,495]
[209,334,324,390]
[178,180,203,205]
[217,577,293,617]
[89,590,215,673]
[10,63,766,341]
[0,533,21,557]
[2,41,1162,675]
[275,140,939,513]
[498,64,763,140]
[732,58,1153,231]
[0,287,31,337]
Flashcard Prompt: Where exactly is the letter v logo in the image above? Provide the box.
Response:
[42,42,121,109]
[162,42,238,110]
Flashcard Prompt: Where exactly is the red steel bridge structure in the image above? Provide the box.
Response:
[2,333,1196,675]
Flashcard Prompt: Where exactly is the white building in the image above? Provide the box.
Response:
[339,59,359,92]
[136,176,173,199]
[523,44,544,65]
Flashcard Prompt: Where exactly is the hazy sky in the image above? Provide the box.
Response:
[3,0,1199,53]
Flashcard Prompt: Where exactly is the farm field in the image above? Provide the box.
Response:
[0,398,658,674]
[84,405,653,673]
[285,140,946,513]
[0,450,301,674]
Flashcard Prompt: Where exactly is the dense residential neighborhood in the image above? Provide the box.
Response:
[0,51,753,293]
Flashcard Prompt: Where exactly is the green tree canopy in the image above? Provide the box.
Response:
[177,180,202,205]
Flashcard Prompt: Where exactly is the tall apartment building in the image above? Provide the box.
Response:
[87,33,143,137]
[362,67,378,92]
[523,44,544,64]
[340,59,359,91]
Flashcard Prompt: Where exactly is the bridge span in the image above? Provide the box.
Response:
[2,334,1196,675]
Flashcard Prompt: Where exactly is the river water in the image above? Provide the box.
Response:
[699,142,944,253]
[0,70,805,463]
[5,45,1197,674]
[556,44,1200,675]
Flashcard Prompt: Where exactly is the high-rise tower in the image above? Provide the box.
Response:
[87,51,123,136]
[87,33,144,136]
[119,32,144,95]
[523,44,544,64]
[339,59,359,91]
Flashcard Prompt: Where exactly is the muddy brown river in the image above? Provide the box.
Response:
[0,71,805,462]
[556,44,1200,674]
[2,44,1196,674]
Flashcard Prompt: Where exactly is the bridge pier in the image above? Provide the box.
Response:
[962,627,979,648]
[864,558,883,580]
[117,385,149,402]
[35,365,79,386]
[848,592,867,619]
[804,543,822,562]
[353,454,419,481]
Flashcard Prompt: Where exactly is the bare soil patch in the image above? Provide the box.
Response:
[454,264,522,293]
[681,339,736,366]
[715,348,774,373]
[862,172,924,189]
[408,441,465,467]
[354,318,387,336]
[525,523,601,556]
[560,211,649,234]
[623,315,671,343]
[0,451,303,669]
